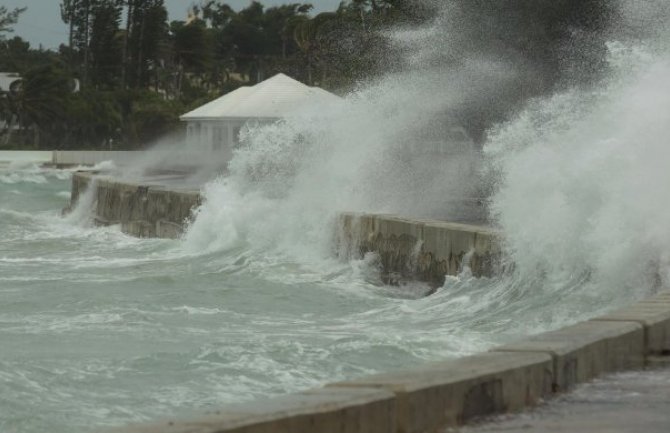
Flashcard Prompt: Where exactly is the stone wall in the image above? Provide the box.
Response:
[68,172,201,239]
[336,212,501,285]
[68,174,502,272]
[51,150,140,167]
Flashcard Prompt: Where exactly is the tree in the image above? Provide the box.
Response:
[0,37,31,71]
[0,6,25,39]
[126,0,169,89]
[172,17,212,92]
[62,90,122,148]
[61,1,125,86]
[61,0,93,82]
[292,12,337,84]
[6,64,72,147]
[201,1,314,83]
[89,1,124,88]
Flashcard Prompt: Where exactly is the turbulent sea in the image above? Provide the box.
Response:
[0,153,656,433]
[0,163,506,433]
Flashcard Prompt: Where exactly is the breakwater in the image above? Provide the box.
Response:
[68,172,200,239]
[67,173,500,283]
[336,212,500,285]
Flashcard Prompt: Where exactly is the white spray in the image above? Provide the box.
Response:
[181,17,503,260]
[486,37,670,301]
[180,1,670,328]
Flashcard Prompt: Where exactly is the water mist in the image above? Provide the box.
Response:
[181,0,670,331]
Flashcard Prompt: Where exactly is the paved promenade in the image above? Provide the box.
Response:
[463,366,670,433]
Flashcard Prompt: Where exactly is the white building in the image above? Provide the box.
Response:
[180,73,341,160]
[0,72,21,94]
[0,72,21,131]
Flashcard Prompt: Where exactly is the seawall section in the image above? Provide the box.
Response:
[68,172,201,239]
[0,150,53,166]
[336,212,501,285]
[52,151,141,167]
[67,175,502,283]
[51,150,212,169]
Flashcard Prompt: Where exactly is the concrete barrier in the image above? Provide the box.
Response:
[52,151,141,167]
[336,212,501,284]
[0,150,52,165]
[592,290,670,356]
[67,176,503,270]
[108,387,396,433]
[329,352,552,433]
[68,172,200,239]
[50,150,221,170]
[493,321,645,392]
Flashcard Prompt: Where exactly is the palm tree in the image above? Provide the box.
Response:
[8,64,71,147]
[0,6,25,38]
[292,12,337,85]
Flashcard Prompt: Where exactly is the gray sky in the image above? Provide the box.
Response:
[3,0,342,49]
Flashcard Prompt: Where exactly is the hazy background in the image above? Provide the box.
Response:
[2,0,342,49]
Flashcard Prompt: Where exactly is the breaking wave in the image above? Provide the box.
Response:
[182,5,670,329]
[486,40,670,303]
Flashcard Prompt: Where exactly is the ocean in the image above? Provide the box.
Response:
[0,161,514,432]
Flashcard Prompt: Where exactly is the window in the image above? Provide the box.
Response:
[213,126,224,150]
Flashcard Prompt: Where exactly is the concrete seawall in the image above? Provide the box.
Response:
[68,172,201,239]
[52,151,141,167]
[336,212,501,285]
[68,174,501,284]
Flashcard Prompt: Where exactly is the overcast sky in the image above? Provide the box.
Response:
[3,0,342,49]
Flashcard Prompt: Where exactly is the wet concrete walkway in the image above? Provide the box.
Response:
[461,366,670,433]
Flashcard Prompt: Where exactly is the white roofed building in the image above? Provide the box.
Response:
[0,72,21,94]
[180,73,341,160]
[0,73,22,132]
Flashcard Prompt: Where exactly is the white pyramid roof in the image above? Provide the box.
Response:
[180,73,342,121]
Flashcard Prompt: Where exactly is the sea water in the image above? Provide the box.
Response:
[0,163,523,433]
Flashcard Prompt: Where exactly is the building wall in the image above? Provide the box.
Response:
[184,118,276,164]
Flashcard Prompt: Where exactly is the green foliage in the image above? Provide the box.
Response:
[126,0,169,88]
[204,1,314,83]
[123,90,184,146]
[12,64,72,128]
[0,37,60,72]
[1,63,72,148]
[60,1,123,84]
[173,19,212,74]
[89,1,124,88]
[0,6,26,39]
[60,90,123,149]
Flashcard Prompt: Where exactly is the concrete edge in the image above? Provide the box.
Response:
[67,172,201,239]
[334,212,503,285]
